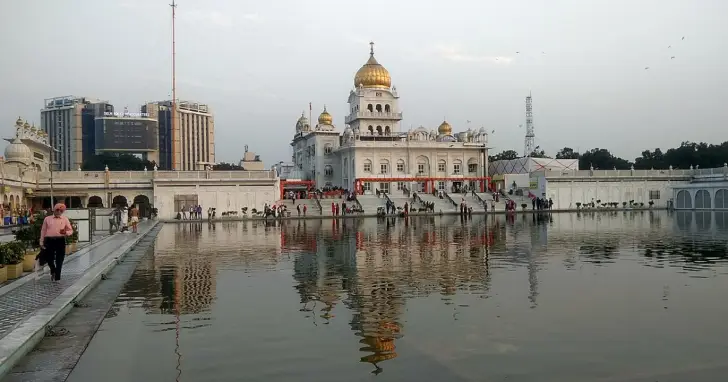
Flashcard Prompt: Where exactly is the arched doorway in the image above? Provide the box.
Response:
[676,190,692,209]
[88,196,104,208]
[112,195,128,208]
[133,195,151,218]
[695,189,711,209]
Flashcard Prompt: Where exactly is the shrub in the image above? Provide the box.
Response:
[14,212,45,249]
[622,202,627,207]
[576,202,582,209]
[521,203,527,210]
[3,242,25,264]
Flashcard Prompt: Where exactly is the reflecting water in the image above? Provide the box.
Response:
[68,211,728,382]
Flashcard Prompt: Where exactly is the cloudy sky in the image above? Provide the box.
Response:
[1,0,726,165]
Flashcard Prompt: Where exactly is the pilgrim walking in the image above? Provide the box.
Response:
[40,203,74,282]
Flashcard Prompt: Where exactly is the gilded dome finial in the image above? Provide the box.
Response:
[354,42,391,89]
[318,105,333,125]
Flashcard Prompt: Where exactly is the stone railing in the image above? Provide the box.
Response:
[541,165,728,179]
[40,169,277,182]
[345,111,403,124]
[153,170,277,180]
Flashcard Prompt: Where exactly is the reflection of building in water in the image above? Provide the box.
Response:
[133,225,219,315]
[288,216,498,372]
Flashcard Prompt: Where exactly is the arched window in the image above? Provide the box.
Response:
[379,159,390,174]
[437,159,447,173]
[452,159,463,175]
[363,159,372,173]
[396,159,405,173]
[715,189,728,209]
[695,189,711,209]
[467,157,478,173]
[385,104,390,113]
[376,104,382,112]
[416,156,429,175]
[376,126,383,135]
[324,165,334,176]
[367,104,373,112]
[368,125,374,135]
[676,190,692,209]
[384,126,390,135]
[324,144,333,155]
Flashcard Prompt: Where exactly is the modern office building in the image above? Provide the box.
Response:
[142,101,214,171]
[40,96,111,171]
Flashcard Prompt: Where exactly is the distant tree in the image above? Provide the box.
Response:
[579,148,632,170]
[555,147,580,159]
[632,142,728,170]
[82,153,154,171]
[634,148,665,169]
[489,150,520,162]
[212,162,244,170]
[528,150,551,159]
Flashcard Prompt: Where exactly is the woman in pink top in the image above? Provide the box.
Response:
[40,203,74,281]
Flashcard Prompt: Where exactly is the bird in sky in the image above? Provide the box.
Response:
[645,67,650,70]
[682,36,685,40]
[668,45,671,48]
[671,56,675,59]
[516,51,520,54]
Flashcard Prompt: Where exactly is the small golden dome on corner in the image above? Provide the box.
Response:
[23,121,30,129]
[318,106,333,125]
[353,42,391,89]
[438,120,452,135]
[15,117,23,126]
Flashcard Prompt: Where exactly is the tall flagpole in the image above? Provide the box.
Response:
[309,102,312,128]
[170,0,178,170]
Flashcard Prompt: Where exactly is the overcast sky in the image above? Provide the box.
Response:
[1,0,726,166]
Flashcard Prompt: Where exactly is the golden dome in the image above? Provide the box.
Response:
[318,105,333,125]
[438,120,452,135]
[15,117,22,126]
[23,121,30,129]
[354,42,391,89]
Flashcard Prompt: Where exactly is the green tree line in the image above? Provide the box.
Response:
[82,154,245,171]
[489,141,728,170]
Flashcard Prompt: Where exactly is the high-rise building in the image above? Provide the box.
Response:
[142,100,214,170]
[41,96,110,171]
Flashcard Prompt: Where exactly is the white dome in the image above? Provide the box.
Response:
[4,138,31,163]
[479,127,487,134]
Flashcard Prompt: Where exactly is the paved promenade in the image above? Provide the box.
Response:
[0,221,160,379]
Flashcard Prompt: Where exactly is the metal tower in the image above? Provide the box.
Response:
[524,92,535,157]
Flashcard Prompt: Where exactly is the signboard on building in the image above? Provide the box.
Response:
[94,117,159,152]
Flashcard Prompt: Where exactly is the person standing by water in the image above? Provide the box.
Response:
[39,203,74,282]
[129,204,140,233]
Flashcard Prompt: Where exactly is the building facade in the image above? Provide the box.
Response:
[41,96,112,171]
[142,101,215,171]
[289,44,490,194]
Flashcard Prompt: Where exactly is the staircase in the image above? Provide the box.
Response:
[476,192,506,211]
[357,194,387,214]
[417,193,458,213]
[450,192,486,212]
[280,198,321,216]
[385,193,414,212]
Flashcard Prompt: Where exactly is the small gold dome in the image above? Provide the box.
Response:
[318,106,333,125]
[15,117,23,126]
[438,120,452,135]
[354,42,391,89]
[23,121,30,129]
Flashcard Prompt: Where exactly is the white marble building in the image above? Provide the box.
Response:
[289,43,490,194]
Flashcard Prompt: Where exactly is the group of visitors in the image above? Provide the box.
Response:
[532,197,553,210]
[180,205,203,220]
[108,204,141,234]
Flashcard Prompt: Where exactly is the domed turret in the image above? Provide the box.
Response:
[4,137,31,163]
[15,117,23,127]
[317,106,333,125]
[438,120,453,135]
[353,42,391,89]
[295,112,310,133]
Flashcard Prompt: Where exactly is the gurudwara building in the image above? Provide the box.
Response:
[289,43,490,195]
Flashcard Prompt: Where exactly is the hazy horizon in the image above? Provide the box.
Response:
[1,0,726,167]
